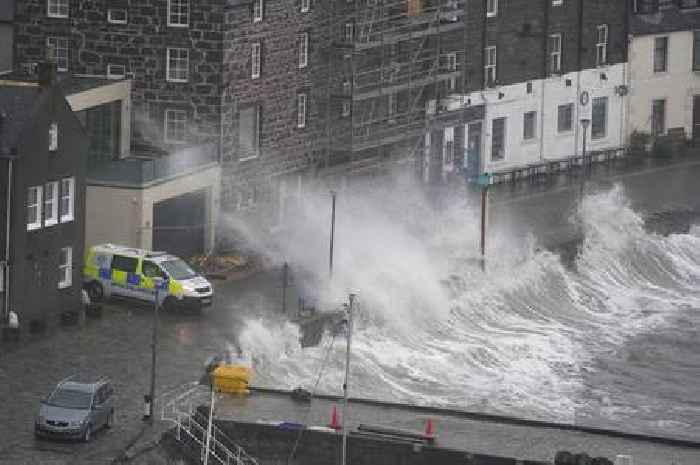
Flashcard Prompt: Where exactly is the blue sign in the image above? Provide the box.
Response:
[475,173,491,187]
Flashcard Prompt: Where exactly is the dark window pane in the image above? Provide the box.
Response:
[652,99,666,136]
[111,255,138,273]
[558,104,573,132]
[523,111,536,140]
[491,117,506,161]
[592,97,608,139]
[654,37,668,73]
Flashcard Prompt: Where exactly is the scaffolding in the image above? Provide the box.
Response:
[326,0,465,175]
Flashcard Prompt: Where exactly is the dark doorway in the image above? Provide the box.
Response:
[153,190,206,259]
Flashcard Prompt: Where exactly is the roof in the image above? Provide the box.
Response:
[91,243,171,260]
[630,6,700,36]
[58,76,122,96]
[0,81,43,155]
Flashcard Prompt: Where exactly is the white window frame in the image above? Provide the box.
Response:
[108,8,128,24]
[297,93,307,128]
[301,0,310,13]
[45,181,59,227]
[549,33,562,75]
[523,111,537,140]
[166,47,189,83]
[46,37,69,72]
[591,96,608,140]
[60,177,74,223]
[388,93,397,119]
[485,46,496,87]
[552,0,563,5]
[253,0,264,22]
[49,122,58,151]
[251,42,261,79]
[47,0,68,18]
[344,22,354,43]
[491,117,506,161]
[58,246,73,289]
[27,186,43,231]
[651,98,666,136]
[487,0,497,17]
[107,64,126,79]
[164,109,187,144]
[596,25,608,66]
[443,126,455,166]
[299,33,308,69]
[342,100,351,117]
[167,0,189,27]
[653,36,668,73]
[558,103,574,133]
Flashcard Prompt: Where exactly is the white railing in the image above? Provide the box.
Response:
[161,383,259,465]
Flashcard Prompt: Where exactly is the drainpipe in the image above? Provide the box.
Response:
[574,0,584,157]
[539,0,550,161]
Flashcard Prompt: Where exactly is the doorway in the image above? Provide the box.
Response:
[466,121,483,180]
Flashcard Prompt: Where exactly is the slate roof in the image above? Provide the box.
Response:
[631,6,700,36]
[0,82,44,156]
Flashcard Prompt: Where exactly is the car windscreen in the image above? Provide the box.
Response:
[48,389,92,410]
[160,259,197,280]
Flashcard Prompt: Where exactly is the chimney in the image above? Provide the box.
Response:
[38,44,57,87]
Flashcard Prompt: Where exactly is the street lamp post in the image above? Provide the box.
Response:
[147,277,166,423]
[1,153,17,326]
[580,118,591,199]
[329,191,336,279]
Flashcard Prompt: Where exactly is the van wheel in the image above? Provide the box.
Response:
[88,282,104,302]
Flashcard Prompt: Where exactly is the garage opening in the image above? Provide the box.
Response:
[153,189,207,259]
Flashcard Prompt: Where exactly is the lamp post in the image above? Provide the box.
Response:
[580,118,591,199]
[147,276,167,423]
[1,152,17,326]
[341,293,355,465]
[329,191,336,279]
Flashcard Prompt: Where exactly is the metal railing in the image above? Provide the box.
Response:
[161,384,259,465]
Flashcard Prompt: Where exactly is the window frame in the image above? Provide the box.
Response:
[166,47,189,83]
[486,0,498,17]
[491,117,506,161]
[49,122,58,151]
[694,31,700,71]
[253,0,263,22]
[60,177,74,223]
[301,0,310,13]
[45,181,59,227]
[47,0,69,18]
[557,103,574,133]
[552,0,563,5]
[167,0,189,27]
[651,98,666,136]
[58,246,73,289]
[238,105,261,161]
[107,8,128,24]
[484,46,497,87]
[549,33,562,75]
[297,93,307,129]
[107,64,126,79]
[523,111,537,141]
[342,100,351,117]
[164,109,187,144]
[251,42,261,79]
[299,33,309,69]
[46,36,69,72]
[344,22,354,43]
[443,127,455,165]
[27,185,43,231]
[591,96,608,140]
[596,25,608,66]
[653,36,668,73]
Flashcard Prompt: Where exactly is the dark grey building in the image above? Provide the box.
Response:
[0,67,88,334]
[0,0,14,72]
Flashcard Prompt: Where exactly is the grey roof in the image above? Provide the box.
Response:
[631,7,700,36]
[0,82,44,155]
[58,76,120,97]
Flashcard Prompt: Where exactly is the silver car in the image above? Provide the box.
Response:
[34,377,115,442]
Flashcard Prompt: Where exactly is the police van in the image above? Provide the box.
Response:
[83,244,213,311]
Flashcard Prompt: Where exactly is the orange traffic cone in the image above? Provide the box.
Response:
[329,405,341,431]
[423,419,435,440]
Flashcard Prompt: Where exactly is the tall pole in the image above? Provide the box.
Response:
[329,191,336,278]
[341,293,355,465]
[479,185,488,270]
[149,281,160,423]
[3,158,12,324]
[282,262,288,314]
[580,121,589,199]
[203,385,216,465]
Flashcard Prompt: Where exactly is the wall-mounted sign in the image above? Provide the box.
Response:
[580,91,590,106]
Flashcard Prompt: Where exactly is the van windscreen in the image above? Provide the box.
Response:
[160,259,197,280]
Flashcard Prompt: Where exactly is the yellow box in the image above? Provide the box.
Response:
[213,365,251,395]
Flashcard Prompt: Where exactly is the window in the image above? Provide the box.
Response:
[111,255,138,273]
[164,109,187,144]
[485,46,496,87]
[491,117,506,161]
[443,127,455,165]
[60,177,74,222]
[27,186,43,231]
[142,261,165,279]
[46,37,69,72]
[695,31,700,71]
[342,100,351,117]
[167,0,189,27]
[301,0,310,13]
[166,48,189,82]
[45,181,59,227]
[654,37,668,73]
[680,0,700,8]
[487,0,497,17]
[596,25,608,66]
[251,42,261,79]
[107,64,125,79]
[342,80,351,95]
[344,22,354,43]
[297,93,307,128]
[253,0,263,22]
[299,33,308,69]
[558,103,573,132]
[652,99,666,136]
[388,93,397,119]
[47,0,68,18]
[239,106,261,160]
[49,122,58,151]
[552,0,563,5]
[549,33,562,75]
[58,246,72,289]
[108,9,127,24]
[591,97,608,139]
[441,52,457,91]
[523,111,537,140]
[634,0,659,13]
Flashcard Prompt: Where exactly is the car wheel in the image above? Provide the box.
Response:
[83,424,92,443]
[106,410,114,429]
[88,282,104,303]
